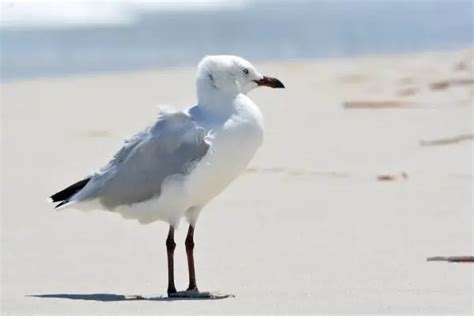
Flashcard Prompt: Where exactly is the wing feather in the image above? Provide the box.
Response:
[73,111,210,208]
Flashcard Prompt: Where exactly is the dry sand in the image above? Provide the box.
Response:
[1,49,473,314]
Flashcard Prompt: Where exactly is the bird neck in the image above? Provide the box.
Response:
[196,81,241,119]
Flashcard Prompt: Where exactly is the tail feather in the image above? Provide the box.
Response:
[50,178,91,208]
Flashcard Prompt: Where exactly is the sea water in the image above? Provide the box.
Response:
[1,0,472,81]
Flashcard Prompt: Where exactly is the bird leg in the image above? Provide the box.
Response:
[185,225,198,291]
[167,224,234,299]
[166,226,177,296]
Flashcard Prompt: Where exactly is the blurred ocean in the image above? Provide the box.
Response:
[1,0,473,81]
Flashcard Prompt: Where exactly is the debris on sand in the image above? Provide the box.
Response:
[377,172,408,181]
[397,87,418,96]
[453,59,473,72]
[430,78,474,91]
[427,256,474,263]
[430,81,450,91]
[343,101,409,109]
[419,134,473,146]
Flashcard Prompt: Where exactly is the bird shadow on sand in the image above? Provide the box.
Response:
[28,292,234,302]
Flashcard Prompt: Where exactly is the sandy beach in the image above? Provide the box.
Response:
[1,49,473,314]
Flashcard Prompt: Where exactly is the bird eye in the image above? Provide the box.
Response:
[242,68,249,75]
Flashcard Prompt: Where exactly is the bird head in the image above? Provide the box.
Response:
[196,55,285,97]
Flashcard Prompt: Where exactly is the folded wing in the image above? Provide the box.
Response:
[51,111,210,209]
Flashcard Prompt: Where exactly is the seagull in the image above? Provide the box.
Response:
[50,55,284,298]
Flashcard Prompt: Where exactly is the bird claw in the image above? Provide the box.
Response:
[168,290,234,299]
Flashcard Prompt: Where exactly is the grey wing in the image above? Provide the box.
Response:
[75,111,210,208]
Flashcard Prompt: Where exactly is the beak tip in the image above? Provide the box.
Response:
[276,81,285,89]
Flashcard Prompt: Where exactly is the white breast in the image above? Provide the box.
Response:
[186,96,264,207]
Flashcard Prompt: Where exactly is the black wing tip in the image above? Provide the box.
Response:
[50,177,91,206]
[54,200,69,209]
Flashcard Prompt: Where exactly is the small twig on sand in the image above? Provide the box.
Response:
[377,172,408,181]
[343,100,409,109]
[419,134,473,146]
[427,256,474,263]
[430,78,474,91]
